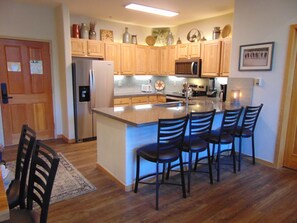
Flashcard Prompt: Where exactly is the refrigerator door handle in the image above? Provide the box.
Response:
[90,69,96,109]
[89,70,94,113]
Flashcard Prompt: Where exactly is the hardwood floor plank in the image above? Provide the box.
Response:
[3,139,297,222]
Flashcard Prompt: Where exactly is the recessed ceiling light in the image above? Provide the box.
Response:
[125,3,178,17]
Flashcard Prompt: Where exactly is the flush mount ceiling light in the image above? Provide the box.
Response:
[125,3,178,17]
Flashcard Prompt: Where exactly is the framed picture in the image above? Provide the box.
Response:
[238,42,274,71]
[100,29,113,42]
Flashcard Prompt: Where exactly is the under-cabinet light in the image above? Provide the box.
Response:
[125,3,178,17]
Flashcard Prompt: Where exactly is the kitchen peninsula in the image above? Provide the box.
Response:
[93,99,241,191]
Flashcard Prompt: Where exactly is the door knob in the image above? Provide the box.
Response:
[1,83,13,104]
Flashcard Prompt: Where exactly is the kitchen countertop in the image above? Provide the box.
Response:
[93,100,242,127]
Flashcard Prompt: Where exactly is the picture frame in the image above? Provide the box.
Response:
[238,42,274,71]
[100,29,113,42]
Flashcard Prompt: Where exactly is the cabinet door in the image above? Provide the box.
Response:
[158,95,166,103]
[176,44,189,59]
[148,47,160,75]
[159,47,168,75]
[121,44,135,75]
[135,45,148,75]
[201,40,221,77]
[167,45,176,75]
[114,97,131,106]
[105,42,121,75]
[189,42,201,58]
[220,38,232,77]
[131,96,148,104]
[71,38,87,56]
[87,40,105,58]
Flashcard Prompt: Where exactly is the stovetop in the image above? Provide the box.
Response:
[166,92,206,98]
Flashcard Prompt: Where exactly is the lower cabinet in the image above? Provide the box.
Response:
[114,95,166,106]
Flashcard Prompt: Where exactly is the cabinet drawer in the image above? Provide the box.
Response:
[131,96,148,104]
[158,95,166,103]
[148,95,158,103]
[114,97,131,106]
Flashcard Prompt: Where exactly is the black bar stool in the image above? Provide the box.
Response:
[204,107,243,182]
[167,110,216,193]
[233,104,263,171]
[134,115,188,210]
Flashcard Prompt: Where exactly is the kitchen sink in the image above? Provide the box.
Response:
[154,101,195,108]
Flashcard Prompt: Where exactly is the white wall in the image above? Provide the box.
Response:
[0,0,63,143]
[70,15,152,45]
[176,13,233,43]
[231,0,297,163]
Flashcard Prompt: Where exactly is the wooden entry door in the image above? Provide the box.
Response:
[283,52,297,169]
[0,39,54,145]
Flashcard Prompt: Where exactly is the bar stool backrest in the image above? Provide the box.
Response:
[240,104,263,134]
[189,109,216,140]
[220,107,243,138]
[157,115,188,157]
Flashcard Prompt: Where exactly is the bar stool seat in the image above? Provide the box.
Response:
[136,144,180,163]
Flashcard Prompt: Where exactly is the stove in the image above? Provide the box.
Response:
[166,91,206,102]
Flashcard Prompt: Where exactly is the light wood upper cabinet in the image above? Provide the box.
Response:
[159,46,176,75]
[167,45,176,75]
[201,38,232,77]
[71,38,105,58]
[201,40,222,77]
[71,38,87,57]
[176,42,200,59]
[121,43,135,75]
[135,45,148,75]
[104,42,121,75]
[159,46,168,75]
[188,42,201,58]
[220,38,232,77]
[87,40,105,57]
[176,44,189,59]
[148,47,160,75]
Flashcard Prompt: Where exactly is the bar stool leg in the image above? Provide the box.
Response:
[188,151,192,193]
[134,155,140,193]
[252,135,256,165]
[179,154,186,198]
[238,136,242,172]
[207,145,213,184]
[217,144,221,182]
[232,140,236,173]
[156,162,159,210]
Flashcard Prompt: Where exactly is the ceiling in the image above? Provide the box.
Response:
[15,0,234,27]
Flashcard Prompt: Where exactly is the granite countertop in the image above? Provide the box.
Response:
[93,100,242,127]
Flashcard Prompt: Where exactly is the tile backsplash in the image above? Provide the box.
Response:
[114,75,218,94]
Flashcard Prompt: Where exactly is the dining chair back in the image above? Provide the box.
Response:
[6,124,36,209]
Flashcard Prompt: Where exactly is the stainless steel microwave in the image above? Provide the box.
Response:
[175,58,202,77]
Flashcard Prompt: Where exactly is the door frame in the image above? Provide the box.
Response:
[0,36,56,145]
[275,24,297,168]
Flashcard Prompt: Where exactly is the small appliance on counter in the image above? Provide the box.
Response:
[219,84,227,102]
[191,84,207,96]
[141,84,152,92]
[207,78,217,97]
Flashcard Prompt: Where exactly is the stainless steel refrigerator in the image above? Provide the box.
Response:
[72,58,114,142]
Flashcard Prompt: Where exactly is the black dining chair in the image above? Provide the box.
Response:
[167,110,216,193]
[134,115,188,210]
[233,104,263,171]
[5,140,60,223]
[6,124,36,209]
[205,107,243,182]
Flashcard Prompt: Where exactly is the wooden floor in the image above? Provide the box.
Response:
[3,139,297,222]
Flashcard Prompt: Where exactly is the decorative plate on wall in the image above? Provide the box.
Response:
[155,80,165,91]
[222,25,232,38]
[145,36,156,46]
